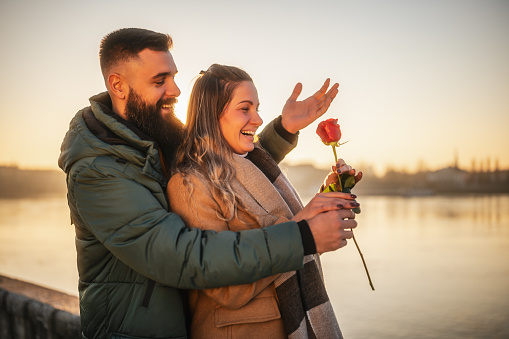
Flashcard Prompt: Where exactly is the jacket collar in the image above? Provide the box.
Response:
[59,92,166,184]
[88,92,158,147]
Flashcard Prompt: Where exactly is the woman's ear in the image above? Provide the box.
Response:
[108,73,127,100]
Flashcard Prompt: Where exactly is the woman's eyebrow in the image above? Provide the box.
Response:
[237,100,254,105]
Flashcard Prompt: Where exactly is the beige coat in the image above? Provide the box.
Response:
[168,154,303,339]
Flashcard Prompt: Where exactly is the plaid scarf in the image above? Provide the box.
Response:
[242,147,343,339]
[274,256,342,338]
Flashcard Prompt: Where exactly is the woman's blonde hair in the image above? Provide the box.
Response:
[174,64,253,222]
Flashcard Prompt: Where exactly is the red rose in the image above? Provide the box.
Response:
[316,118,341,145]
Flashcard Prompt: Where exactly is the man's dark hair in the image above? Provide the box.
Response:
[99,28,173,76]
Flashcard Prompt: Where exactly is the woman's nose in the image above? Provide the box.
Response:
[251,110,263,126]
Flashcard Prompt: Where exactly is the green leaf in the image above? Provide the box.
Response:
[344,175,356,188]
[323,182,337,193]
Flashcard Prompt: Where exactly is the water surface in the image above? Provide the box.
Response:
[1,195,508,338]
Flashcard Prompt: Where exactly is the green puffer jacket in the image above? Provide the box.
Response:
[58,93,305,339]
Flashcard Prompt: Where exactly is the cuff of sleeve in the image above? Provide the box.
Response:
[297,220,317,255]
[274,115,299,144]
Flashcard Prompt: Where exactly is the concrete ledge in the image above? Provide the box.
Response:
[0,275,80,338]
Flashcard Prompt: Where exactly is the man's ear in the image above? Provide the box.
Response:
[108,73,127,100]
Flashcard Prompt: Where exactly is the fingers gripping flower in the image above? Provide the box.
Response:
[316,117,375,291]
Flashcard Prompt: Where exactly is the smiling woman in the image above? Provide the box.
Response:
[173,64,259,221]
[167,64,344,338]
[219,81,263,155]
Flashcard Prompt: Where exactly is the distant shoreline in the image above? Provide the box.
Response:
[2,164,508,199]
[0,166,67,198]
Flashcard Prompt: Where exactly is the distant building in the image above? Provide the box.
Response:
[427,166,469,188]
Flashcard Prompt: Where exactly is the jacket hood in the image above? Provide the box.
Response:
[58,92,165,182]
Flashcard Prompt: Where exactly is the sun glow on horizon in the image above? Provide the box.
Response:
[0,1,508,174]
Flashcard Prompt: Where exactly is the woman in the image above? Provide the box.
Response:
[168,64,358,338]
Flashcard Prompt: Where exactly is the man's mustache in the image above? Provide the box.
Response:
[159,97,178,106]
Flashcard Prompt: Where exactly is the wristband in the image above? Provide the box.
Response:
[297,220,317,255]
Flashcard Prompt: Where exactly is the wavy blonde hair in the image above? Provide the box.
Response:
[174,64,253,222]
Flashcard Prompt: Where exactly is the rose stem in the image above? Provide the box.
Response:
[351,232,375,290]
[331,145,342,191]
[332,144,374,291]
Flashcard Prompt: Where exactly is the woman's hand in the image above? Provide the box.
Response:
[292,191,360,222]
[321,158,363,192]
[281,79,340,134]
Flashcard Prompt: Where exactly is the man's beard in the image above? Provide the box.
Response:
[124,88,184,164]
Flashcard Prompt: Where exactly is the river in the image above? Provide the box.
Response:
[1,194,508,338]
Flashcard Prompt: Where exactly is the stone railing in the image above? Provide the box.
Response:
[0,275,80,338]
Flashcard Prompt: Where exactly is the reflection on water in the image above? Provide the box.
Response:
[0,196,78,295]
[318,195,509,339]
[1,195,508,338]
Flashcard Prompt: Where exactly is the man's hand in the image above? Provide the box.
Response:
[281,79,340,134]
[307,209,357,253]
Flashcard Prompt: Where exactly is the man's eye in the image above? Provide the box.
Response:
[155,79,165,85]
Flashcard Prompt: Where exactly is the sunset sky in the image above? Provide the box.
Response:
[1,0,508,175]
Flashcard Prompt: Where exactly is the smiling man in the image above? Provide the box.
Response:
[58,28,356,338]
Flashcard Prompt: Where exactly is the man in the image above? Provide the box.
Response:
[58,28,359,338]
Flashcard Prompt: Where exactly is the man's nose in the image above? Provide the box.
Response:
[166,78,181,97]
